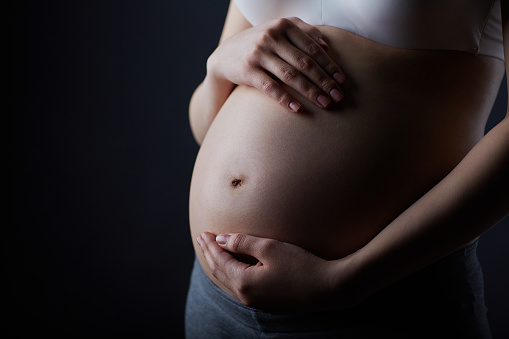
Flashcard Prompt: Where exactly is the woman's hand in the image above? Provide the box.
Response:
[196,232,360,313]
[207,17,345,112]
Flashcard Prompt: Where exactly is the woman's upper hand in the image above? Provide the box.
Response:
[196,232,360,313]
[207,17,345,112]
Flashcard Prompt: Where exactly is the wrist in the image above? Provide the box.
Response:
[206,52,228,85]
[204,53,236,95]
[326,252,367,309]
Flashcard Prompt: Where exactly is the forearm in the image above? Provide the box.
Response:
[189,58,236,145]
[337,115,509,302]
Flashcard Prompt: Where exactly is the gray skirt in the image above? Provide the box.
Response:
[185,240,491,338]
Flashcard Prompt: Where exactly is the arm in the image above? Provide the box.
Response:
[342,7,509,305]
[197,8,509,313]
[188,1,250,144]
[189,1,345,144]
[341,109,509,305]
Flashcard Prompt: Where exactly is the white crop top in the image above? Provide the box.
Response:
[234,0,505,61]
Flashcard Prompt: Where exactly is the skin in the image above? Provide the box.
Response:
[191,1,509,313]
[189,14,345,145]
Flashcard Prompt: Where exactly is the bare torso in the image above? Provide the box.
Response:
[189,26,504,297]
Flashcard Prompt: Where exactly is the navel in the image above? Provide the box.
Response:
[231,178,243,188]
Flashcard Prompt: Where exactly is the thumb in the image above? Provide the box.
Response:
[216,233,274,260]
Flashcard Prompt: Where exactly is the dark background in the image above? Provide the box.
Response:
[8,1,508,337]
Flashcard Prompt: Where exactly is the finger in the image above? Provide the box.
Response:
[198,232,251,294]
[261,50,342,107]
[216,233,281,262]
[283,21,346,85]
[250,70,302,112]
[286,17,328,51]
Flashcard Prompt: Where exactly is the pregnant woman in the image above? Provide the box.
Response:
[187,0,509,337]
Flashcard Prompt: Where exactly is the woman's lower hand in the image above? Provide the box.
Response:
[207,17,345,112]
[196,232,359,313]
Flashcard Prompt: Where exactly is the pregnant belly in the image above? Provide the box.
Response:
[190,85,467,262]
[188,28,502,293]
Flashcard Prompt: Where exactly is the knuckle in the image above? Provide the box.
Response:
[245,46,264,68]
[241,65,258,82]
[231,233,246,253]
[324,62,338,74]
[297,55,313,71]
[250,48,263,63]
[294,80,316,100]
[280,66,298,82]
[236,278,251,296]
[256,31,273,46]
[260,79,277,94]
[243,56,257,70]
[305,43,322,57]
[309,26,321,35]
[251,35,270,57]
[273,17,291,30]
[261,239,278,255]
[285,17,302,27]
[237,284,256,307]
[320,78,336,90]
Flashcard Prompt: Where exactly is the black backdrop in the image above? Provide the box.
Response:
[8,1,508,337]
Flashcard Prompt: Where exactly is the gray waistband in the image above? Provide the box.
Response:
[186,240,488,337]
[190,257,357,333]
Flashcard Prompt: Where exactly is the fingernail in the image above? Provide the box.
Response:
[196,235,202,246]
[330,88,343,102]
[317,38,328,50]
[289,101,301,112]
[317,94,330,108]
[333,72,345,84]
[216,234,230,246]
